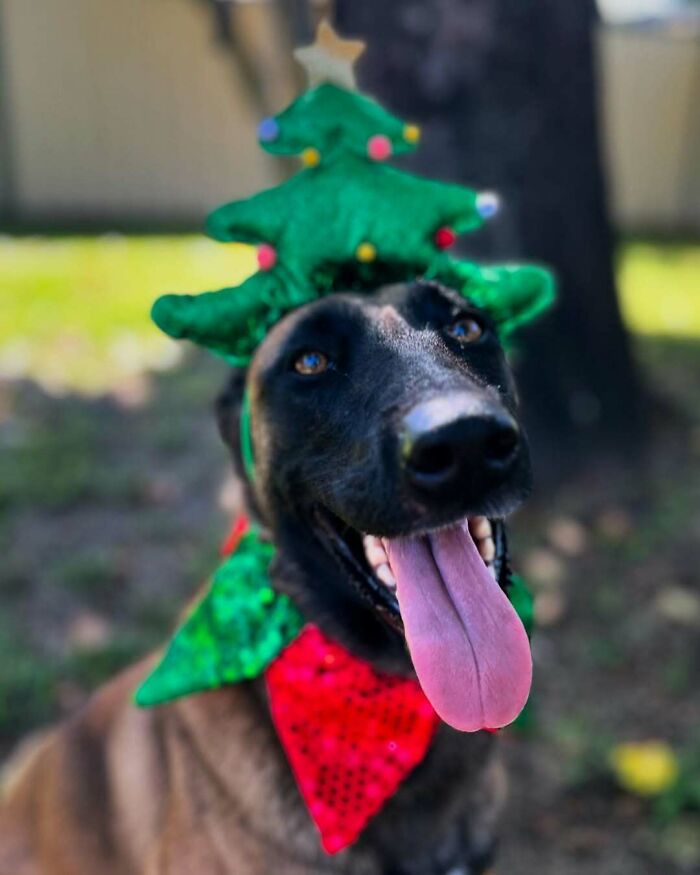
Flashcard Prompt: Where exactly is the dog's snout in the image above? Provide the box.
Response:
[401,395,520,494]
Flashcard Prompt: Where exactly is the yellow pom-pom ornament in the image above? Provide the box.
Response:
[403,124,421,144]
[301,147,321,168]
[356,242,377,263]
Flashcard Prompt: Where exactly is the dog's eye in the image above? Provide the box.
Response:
[446,316,483,344]
[294,350,329,376]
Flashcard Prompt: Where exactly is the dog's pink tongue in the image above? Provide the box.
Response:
[385,522,532,732]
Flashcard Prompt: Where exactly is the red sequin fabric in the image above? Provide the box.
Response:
[265,625,439,853]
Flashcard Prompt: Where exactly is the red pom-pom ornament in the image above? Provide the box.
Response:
[367,135,393,161]
[434,226,457,249]
[257,243,278,271]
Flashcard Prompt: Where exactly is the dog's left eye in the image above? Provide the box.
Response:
[445,316,484,344]
[294,350,329,375]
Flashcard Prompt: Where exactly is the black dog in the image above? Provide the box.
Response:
[217,277,532,872]
[0,277,532,875]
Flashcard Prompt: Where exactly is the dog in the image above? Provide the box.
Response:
[0,277,533,875]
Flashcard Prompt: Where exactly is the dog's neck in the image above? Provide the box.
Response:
[172,673,499,875]
[266,509,411,673]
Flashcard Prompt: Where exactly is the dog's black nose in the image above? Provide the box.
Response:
[401,395,520,493]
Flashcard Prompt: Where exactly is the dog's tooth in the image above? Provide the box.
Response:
[469,516,492,540]
[376,563,396,588]
[363,535,388,568]
[479,537,495,563]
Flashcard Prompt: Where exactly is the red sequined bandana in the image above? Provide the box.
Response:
[217,515,440,851]
[138,515,513,854]
[265,626,439,853]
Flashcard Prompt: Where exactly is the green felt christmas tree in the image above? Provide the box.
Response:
[136,22,551,710]
[152,21,554,365]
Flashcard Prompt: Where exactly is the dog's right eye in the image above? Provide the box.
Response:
[445,316,484,344]
[293,350,329,376]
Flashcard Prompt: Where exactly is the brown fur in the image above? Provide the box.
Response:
[1,284,526,873]
[0,656,505,875]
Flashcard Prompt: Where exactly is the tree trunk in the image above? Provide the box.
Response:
[334,0,646,478]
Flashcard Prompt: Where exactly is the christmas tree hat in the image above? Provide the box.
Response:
[152,20,554,366]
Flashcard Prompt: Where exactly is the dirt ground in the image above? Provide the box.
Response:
[0,336,698,874]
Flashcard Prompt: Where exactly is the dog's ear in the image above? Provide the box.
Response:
[216,369,267,521]
[215,369,247,477]
[216,368,265,524]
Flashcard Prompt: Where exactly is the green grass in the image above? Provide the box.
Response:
[618,241,700,339]
[0,403,143,511]
[0,234,698,394]
[0,235,256,393]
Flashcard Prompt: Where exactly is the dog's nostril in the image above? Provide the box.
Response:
[408,441,456,478]
[484,426,519,465]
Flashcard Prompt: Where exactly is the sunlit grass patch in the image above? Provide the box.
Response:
[0,234,697,395]
[618,241,700,339]
[0,235,256,394]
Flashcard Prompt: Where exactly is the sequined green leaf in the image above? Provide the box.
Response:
[135,531,303,707]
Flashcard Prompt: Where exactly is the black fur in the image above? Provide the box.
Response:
[216,279,532,873]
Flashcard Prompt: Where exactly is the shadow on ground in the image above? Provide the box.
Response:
[0,352,231,749]
[0,337,698,874]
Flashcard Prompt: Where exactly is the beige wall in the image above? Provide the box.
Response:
[1,3,698,233]
[0,0,295,224]
[598,25,700,234]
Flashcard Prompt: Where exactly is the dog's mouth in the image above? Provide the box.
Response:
[313,509,509,628]
[313,508,532,732]
[360,516,506,596]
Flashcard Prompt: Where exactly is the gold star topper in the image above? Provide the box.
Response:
[294,19,366,90]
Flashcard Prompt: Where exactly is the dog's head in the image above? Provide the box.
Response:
[217,278,533,731]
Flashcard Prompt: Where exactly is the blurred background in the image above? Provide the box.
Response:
[0,0,698,872]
